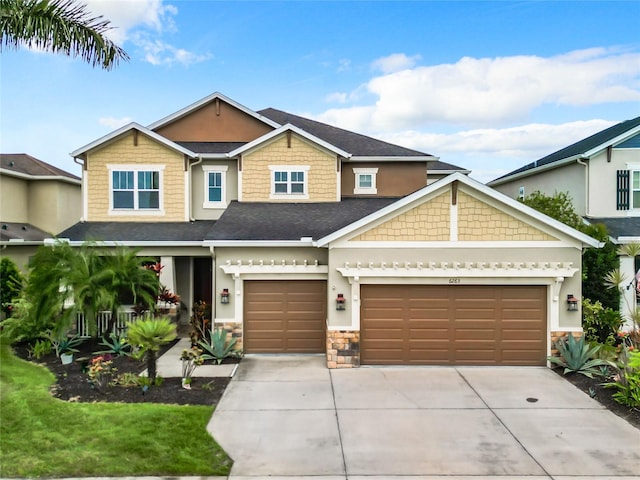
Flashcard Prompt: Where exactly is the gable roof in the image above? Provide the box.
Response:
[489,116,640,186]
[148,92,281,131]
[0,153,80,182]
[57,221,215,244]
[0,222,51,242]
[71,122,197,159]
[317,172,601,248]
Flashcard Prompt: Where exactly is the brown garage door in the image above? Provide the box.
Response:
[244,280,326,353]
[361,285,546,366]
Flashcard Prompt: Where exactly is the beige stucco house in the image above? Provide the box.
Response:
[58,92,598,367]
[488,116,640,321]
[0,153,81,270]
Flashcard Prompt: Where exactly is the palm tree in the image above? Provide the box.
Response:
[0,0,129,70]
[102,246,160,335]
[126,318,177,383]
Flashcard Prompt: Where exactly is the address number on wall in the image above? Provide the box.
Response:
[448,278,461,284]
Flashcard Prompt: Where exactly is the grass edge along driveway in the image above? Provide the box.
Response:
[0,341,232,478]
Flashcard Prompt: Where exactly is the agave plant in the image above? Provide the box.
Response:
[197,327,238,365]
[548,333,614,378]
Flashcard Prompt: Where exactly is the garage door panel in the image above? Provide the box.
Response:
[361,285,546,366]
[244,280,326,354]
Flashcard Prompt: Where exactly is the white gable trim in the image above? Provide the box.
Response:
[228,123,351,159]
[147,92,281,131]
[317,172,601,248]
[71,123,195,158]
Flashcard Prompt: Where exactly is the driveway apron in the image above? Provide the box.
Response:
[208,357,640,478]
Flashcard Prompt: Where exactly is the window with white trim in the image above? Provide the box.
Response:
[269,165,309,198]
[633,171,640,209]
[202,165,228,208]
[616,168,640,211]
[353,167,378,194]
[110,167,161,210]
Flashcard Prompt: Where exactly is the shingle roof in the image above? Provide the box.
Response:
[0,222,51,241]
[207,199,399,241]
[58,221,216,242]
[0,153,80,180]
[586,217,640,239]
[491,116,640,183]
[176,142,247,154]
[258,108,433,158]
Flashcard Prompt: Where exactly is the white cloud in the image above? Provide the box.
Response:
[325,92,348,104]
[84,0,210,67]
[317,48,640,132]
[337,59,351,72]
[99,116,133,129]
[371,53,421,74]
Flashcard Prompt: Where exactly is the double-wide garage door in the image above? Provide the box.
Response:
[244,280,326,354]
[361,285,546,366]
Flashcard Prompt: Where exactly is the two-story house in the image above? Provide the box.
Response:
[488,117,640,321]
[0,153,81,270]
[59,92,598,368]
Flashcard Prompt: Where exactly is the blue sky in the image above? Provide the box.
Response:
[1,0,639,183]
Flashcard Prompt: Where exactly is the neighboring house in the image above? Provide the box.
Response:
[0,153,81,269]
[59,92,598,367]
[488,117,640,321]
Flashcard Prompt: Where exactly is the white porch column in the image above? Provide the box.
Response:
[159,256,176,293]
[619,254,636,329]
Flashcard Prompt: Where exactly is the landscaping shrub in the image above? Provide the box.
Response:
[582,298,624,346]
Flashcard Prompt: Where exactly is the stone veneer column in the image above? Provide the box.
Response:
[326,330,360,368]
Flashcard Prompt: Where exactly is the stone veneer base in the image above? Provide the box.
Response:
[326,330,360,368]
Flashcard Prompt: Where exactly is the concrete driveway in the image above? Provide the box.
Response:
[208,356,640,479]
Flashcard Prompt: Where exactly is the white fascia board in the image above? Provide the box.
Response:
[48,239,205,247]
[0,168,81,185]
[617,236,640,244]
[317,172,602,248]
[228,124,351,159]
[348,155,439,162]
[147,92,281,131]
[71,123,196,158]
[487,155,584,187]
[1,240,45,246]
[205,240,317,248]
[197,153,229,160]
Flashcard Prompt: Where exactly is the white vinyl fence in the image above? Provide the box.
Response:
[76,310,153,338]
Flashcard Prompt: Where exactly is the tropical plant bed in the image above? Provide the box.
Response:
[12,338,238,406]
[552,368,640,429]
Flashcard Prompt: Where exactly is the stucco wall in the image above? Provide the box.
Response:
[86,133,186,222]
[241,135,338,202]
[493,162,586,215]
[0,175,28,222]
[29,180,81,234]
[588,148,640,217]
[191,159,238,220]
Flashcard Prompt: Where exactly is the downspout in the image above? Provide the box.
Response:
[73,156,87,221]
[576,158,589,216]
[189,155,204,221]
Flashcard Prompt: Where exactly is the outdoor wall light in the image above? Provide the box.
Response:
[336,293,346,311]
[220,288,230,304]
[567,294,579,311]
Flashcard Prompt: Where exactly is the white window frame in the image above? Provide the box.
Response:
[632,170,640,209]
[269,165,309,199]
[107,164,165,215]
[202,165,228,208]
[353,167,378,195]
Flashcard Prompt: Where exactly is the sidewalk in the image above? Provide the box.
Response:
[151,337,238,378]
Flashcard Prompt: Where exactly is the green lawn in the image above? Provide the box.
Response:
[0,341,232,478]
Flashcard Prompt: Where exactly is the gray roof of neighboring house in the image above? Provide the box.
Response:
[0,153,80,180]
[207,198,398,241]
[587,217,640,240]
[0,222,50,241]
[57,221,216,242]
[491,116,640,183]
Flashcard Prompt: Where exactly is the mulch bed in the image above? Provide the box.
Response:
[553,367,640,429]
[12,339,236,406]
